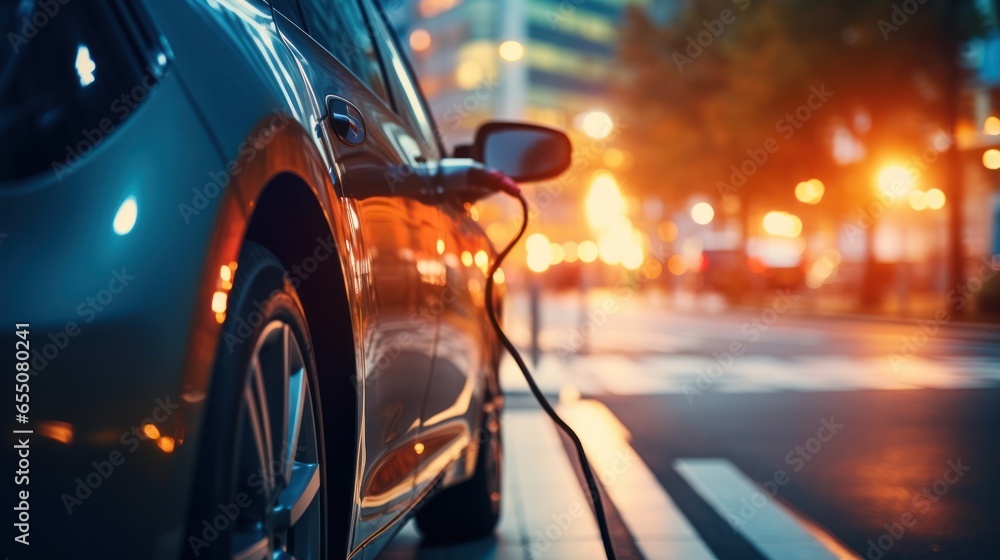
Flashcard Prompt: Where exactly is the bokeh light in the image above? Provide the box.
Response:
[908,190,928,211]
[657,221,678,242]
[526,233,552,273]
[984,149,1000,170]
[925,188,946,210]
[691,202,714,225]
[984,116,1000,136]
[806,249,842,289]
[562,241,579,262]
[578,110,613,139]
[549,242,566,265]
[667,254,687,275]
[498,40,525,62]
[795,179,825,205]
[877,164,918,195]
[455,60,484,90]
[585,171,626,232]
[762,211,802,238]
[641,258,663,279]
[410,29,431,52]
[577,240,599,263]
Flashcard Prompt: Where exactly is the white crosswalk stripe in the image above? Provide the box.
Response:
[500,353,1000,396]
[378,404,869,560]
[675,458,859,560]
[557,398,717,559]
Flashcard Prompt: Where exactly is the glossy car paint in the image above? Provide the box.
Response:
[0,0,500,558]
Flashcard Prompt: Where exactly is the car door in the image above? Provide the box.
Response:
[361,0,494,499]
[271,0,443,549]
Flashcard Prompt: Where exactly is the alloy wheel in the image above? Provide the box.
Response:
[230,320,323,560]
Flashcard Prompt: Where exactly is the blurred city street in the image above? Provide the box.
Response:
[381,289,1000,559]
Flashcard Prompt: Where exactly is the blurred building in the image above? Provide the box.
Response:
[403,0,668,149]
[962,25,1000,262]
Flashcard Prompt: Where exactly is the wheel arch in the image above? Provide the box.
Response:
[243,172,360,557]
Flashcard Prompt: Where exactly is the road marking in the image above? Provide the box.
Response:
[559,395,717,559]
[675,458,859,560]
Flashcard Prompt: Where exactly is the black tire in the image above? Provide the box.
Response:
[186,242,327,560]
[415,404,502,542]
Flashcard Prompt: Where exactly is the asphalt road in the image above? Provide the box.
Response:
[598,388,999,559]
[512,290,1000,558]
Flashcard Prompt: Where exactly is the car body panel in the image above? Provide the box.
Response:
[1,0,500,557]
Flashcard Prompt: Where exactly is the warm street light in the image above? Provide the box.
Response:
[598,223,632,265]
[578,111,613,139]
[876,164,917,196]
[526,233,552,273]
[985,116,1000,136]
[984,149,1000,170]
[762,211,802,237]
[577,240,599,263]
[562,241,579,262]
[908,190,928,211]
[907,188,945,211]
[795,179,825,204]
[455,60,484,90]
[549,242,566,265]
[498,40,525,62]
[691,202,715,225]
[925,188,946,210]
[585,171,625,232]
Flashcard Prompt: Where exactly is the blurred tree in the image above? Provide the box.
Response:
[615,0,982,308]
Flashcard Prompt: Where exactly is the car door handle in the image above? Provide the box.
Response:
[326,95,366,147]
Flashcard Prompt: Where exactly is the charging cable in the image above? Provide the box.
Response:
[482,183,618,560]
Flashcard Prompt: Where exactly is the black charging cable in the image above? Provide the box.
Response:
[484,188,618,560]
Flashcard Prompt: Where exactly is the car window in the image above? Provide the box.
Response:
[298,0,389,101]
[362,0,442,159]
[0,1,169,182]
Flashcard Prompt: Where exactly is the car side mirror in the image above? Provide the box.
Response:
[467,122,572,182]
